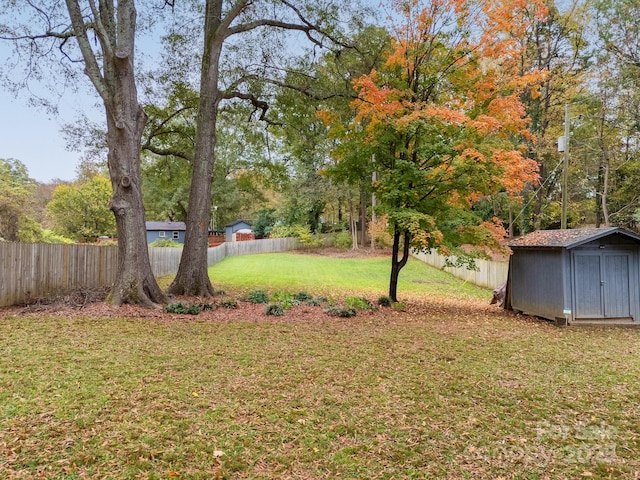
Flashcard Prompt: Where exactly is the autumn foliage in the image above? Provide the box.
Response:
[324,0,548,299]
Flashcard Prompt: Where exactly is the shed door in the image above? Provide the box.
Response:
[573,251,631,319]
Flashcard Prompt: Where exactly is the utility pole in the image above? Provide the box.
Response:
[561,104,570,229]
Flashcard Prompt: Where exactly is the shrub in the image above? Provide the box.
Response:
[218,297,238,309]
[293,291,313,302]
[265,303,286,316]
[164,301,205,315]
[268,224,294,239]
[345,296,374,310]
[377,296,392,307]
[271,291,299,309]
[305,297,326,307]
[334,231,353,249]
[324,306,357,318]
[246,290,269,304]
[323,233,337,247]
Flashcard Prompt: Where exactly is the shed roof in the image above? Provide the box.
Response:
[225,219,252,228]
[145,221,186,231]
[507,227,640,249]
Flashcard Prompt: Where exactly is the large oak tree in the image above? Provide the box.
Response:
[1,1,166,306]
[167,0,357,296]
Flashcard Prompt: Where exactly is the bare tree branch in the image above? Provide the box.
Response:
[221,90,269,120]
[142,143,193,162]
[225,1,353,52]
[64,0,109,103]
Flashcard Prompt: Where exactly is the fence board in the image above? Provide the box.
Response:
[0,238,299,307]
[412,250,508,289]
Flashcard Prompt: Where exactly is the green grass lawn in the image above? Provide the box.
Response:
[2,252,640,479]
[205,252,489,301]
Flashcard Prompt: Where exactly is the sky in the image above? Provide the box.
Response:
[0,1,384,185]
[0,85,96,183]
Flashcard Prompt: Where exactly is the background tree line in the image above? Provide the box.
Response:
[2,0,640,303]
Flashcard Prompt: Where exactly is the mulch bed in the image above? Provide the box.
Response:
[0,247,512,324]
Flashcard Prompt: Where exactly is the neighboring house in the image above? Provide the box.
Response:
[507,227,640,326]
[146,221,186,244]
[225,220,253,242]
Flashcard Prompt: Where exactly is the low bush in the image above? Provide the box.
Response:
[334,231,353,249]
[217,297,238,309]
[345,296,374,310]
[377,295,392,307]
[265,303,286,316]
[293,291,313,302]
[304,297,326,307]
[246,290,269,304]
[271,291,299,309]
[164,301,212,315]
[324,306,357,318]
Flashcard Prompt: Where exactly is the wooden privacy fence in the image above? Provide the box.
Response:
[0,238,298,307]
[412,250,509,289]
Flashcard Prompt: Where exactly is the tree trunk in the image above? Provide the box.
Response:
[348,189,358,249]
[389,226,410,302]
[360,185,369,248]
[533,161,544,231]
[65,0,166,306]
[168,0,223,296]
[597,102,611,227]
[106,107,166,307]
[601,157,610,226]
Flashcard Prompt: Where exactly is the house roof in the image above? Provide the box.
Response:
[225,219,252,228]
[145,221,186,231]
[507,227,640,249]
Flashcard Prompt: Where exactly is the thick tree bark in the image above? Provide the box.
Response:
[389,226,410,302]
[167,0,225,296]
[65,0,166,306]
[168,0,343,295]
[105,104,166,307]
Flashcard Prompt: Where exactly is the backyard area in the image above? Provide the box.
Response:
[1,251,640,479]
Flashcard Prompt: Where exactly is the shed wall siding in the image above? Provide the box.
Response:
[511,249,565,321]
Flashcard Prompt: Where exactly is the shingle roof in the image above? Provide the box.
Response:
[145,221,186,231]
[507,227,640,249]
[225,219,252,228]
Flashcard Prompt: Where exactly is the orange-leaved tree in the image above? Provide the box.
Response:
[326,0,547,301]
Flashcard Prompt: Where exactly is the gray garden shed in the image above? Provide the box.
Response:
[507,227,640,325]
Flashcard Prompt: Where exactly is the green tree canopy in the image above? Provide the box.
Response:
[0,158,38,242]
[324,0,546,300]
[46,175,116,242]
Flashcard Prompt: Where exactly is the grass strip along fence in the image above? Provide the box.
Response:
[0,238,297,307]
